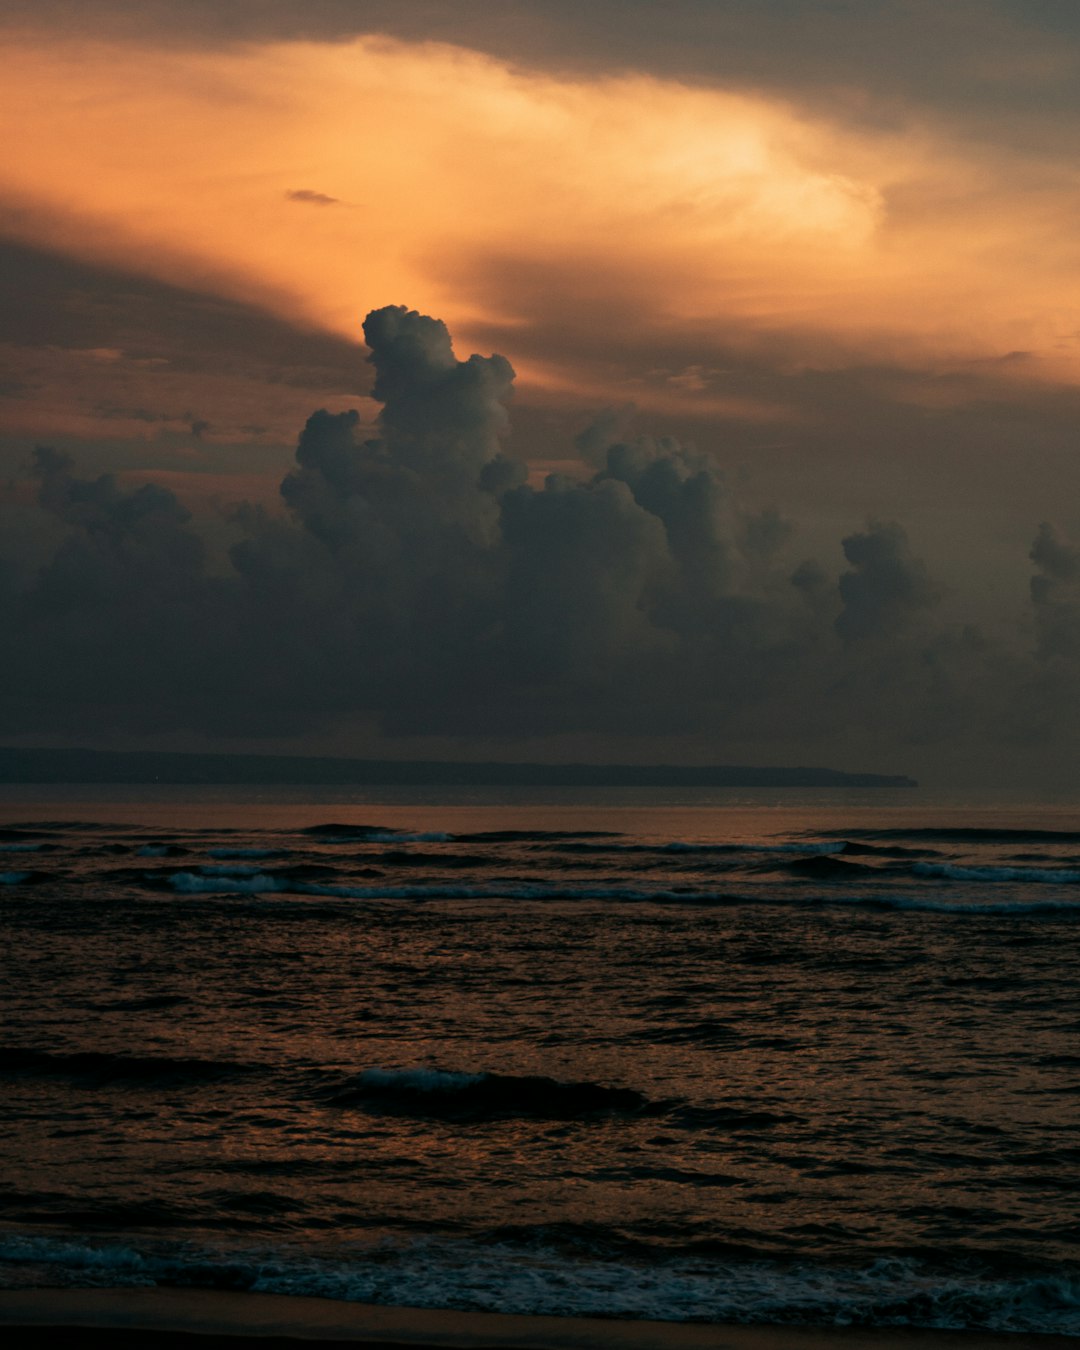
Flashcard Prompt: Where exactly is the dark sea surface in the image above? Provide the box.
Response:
[1,785,1078,1336]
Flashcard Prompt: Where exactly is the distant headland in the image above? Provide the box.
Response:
[0,747,916,788]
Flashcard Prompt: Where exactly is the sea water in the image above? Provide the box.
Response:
[0,785,1078,1335]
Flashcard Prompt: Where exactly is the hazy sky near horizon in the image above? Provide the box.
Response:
[4,1,1080,786]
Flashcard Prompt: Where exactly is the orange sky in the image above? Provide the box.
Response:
[5,27,1080,427]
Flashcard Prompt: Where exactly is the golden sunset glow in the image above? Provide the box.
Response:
[5,30,1080,416]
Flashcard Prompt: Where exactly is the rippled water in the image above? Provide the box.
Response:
[1,788,1078,1334]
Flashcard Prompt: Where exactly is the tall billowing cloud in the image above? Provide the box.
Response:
[2,304,1077,784]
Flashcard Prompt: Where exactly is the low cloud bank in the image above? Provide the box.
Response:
[1,306,1073,778]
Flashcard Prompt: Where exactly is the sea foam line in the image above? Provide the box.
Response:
[159,872,1080,914]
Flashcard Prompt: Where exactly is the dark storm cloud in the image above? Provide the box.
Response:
[0,238,362,386]
[8,2,1080,144]
[0,236,367,484]
[1029,523,1080,661]
[3,302,1076,783]
[835,523,940,644]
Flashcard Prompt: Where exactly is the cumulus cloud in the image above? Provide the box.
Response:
[836,522,940,644]
[1029,522,1080,662]
[1,303,1076,781]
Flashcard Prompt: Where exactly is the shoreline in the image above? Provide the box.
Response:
[0,1290,1077,1350]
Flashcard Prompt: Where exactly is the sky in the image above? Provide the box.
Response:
[3,1,1080,787]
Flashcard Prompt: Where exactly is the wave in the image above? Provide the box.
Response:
[320,1067,658,1121]
[456,830,622,842]
[300,823,450,842]
[552,840,846,856]
[833,826,1080,844]
[362,832,452,843]
[160,871,1080,914]
[782,854,873,878]
[369,851,495,869]
[0,1047,254,1086]
[0,869,52,885]
[837,894,1080,915]
[193,864,268,877]
[1,1232,1076,1334]
[207,848,288,859]
[913,862,1080,884]
[301,822,397,837]
[164,873,748,903]
[837,841,942,858]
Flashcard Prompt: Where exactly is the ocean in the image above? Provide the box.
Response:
[1,785,1078,1337]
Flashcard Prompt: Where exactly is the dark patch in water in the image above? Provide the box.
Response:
[321,1069,659,1122]
[370,851,492,869]
[301,823,400,839]
[0,1047,255,1087]
[838,841,940,859]
[456,830,622,843]
[784,854,871,878]
[832,826,1080,844]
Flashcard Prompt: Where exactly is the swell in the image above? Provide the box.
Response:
[831,826,1080,844]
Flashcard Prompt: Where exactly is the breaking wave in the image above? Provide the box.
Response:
[913,862,1080,884]
[158,871,1080,915]
[0,1232,1077,1335]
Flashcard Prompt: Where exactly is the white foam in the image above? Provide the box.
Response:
[363,832,453,843]
[161,872,1080,913]
[0,1232,148,1273]
[169,871,288,893]
[357,1067,485,1092]
[914,862,1080,884]
[1,1233,1077,1335]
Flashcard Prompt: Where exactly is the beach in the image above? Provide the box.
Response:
[3,1290,1080,1350]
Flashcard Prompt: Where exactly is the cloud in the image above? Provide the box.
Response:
[1029,522,1080,662]
[0,237,366,461]
[7,4,1080,151]
[836,522,940,643]
[7,26,1080,417]
[286,189,340,206]
[4,302,1079,785]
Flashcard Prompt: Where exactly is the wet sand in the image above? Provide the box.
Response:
[0,1289,1077,1350]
